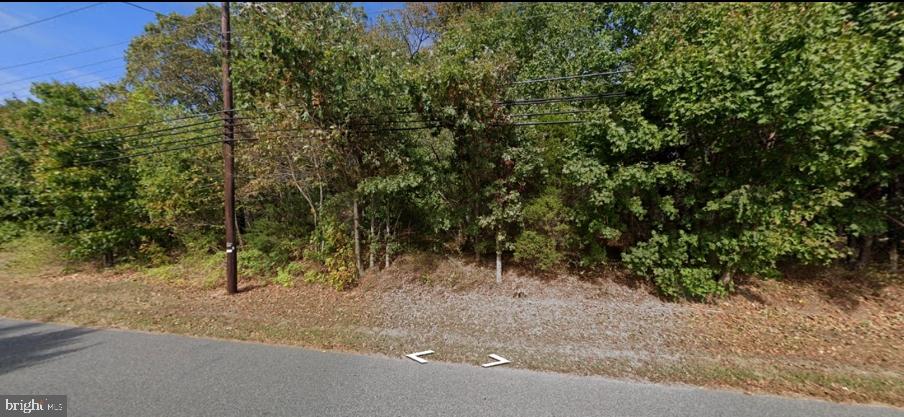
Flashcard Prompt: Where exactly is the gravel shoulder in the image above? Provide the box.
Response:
[1,242,901,406]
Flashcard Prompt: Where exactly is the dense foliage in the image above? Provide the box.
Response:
[1,3,900,299]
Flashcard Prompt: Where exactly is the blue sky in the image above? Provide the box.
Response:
[0,2,403,101]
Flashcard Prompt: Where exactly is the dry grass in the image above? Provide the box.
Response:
[1,236,901,406]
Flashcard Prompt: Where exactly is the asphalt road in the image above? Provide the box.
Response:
[0,318,900,417]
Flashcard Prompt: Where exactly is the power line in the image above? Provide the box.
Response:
[85,119,263,154]
[0,15,220,73]
[79,114,270,149]
[352,109,596,128]
[70,93,616,149]
[84,122,224,149]
[64,113,592,166]
[49,104,601,166]
[0,41,130,71]
[0,3,104,35]
[122,2,162,15]
[70,138,249,167]
[500,92,626,106]
[508,119,589,127]
[50,70,623,135]
[81,118,221,146]
[0,57,122,87]
[77,106,243,136]
[0,72,123,99]
[80,120,292,163]
[105,130,232,155]
[509,109,594,118]
[511,70,632,85]
[368,2,566,28]
[0,45,229,92]
[52,88,621,151]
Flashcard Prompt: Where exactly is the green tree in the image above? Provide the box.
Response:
[124,4,222,111]
[622,3,903,297]
[4,83,148,264]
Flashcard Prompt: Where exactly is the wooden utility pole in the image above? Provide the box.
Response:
[221,1,237,294]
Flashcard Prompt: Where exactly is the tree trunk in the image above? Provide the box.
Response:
[495,235,502,284]
[353,196,362,277]
[472,224,480,262]
[369,214,375,270]
[719,270,733,286]
[889,233,899,273]
[235,214,244,248]
[244,206,253,230]
[857,235,874,270]
[103,250,114,268]
[889,176,900,273]
[384,221,391,269]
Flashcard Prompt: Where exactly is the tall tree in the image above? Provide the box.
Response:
[124,4,222,111]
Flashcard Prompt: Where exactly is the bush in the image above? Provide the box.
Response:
[301,212,357,290]
[239,247,282,277]
[181,230,220,255]
[622,232,727,300]
[0,221,24,245]
[302,256,356,290]
[274,263,302,287]
[243,219,301,268]
[137,240,170,266]
[144,251,222,288]
[513,230,563,271]
[513,190,574,271]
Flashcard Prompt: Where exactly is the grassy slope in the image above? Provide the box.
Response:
[0,234,901,406]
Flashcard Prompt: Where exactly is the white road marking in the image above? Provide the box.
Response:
[405,350,435,364]
[481,354,511,368]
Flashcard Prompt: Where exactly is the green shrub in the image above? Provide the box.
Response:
[143,251,222,288]
[243,219,300,268]
[137,240,170,266]
[301,211,357,290]
[302,256,355,290]
[580,241,608,268]
[274,263,302,287]
[239,247,280,277]
[180,230,220,255]
[513,190,574,271]
[0,221,24,245]
[623,232,727,300]
[513,230,563,271]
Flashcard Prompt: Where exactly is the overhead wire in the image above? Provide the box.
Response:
[0,41,130,71]
[1,15,221,72]
[76,106,243,136]
[0,57,122,87]
[84,119,267,155]
[0,72,123,98]
[72,91,614,155]
[0,3,104,35]
[510,70,632,85]
[121,2,163,15]
[64,110,598,167]
[500,92,626,106]
[69,138,246,167]
[80,117,222,147]
[59,88,621,165]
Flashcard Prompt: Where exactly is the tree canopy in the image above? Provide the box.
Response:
[1,2,900,299]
